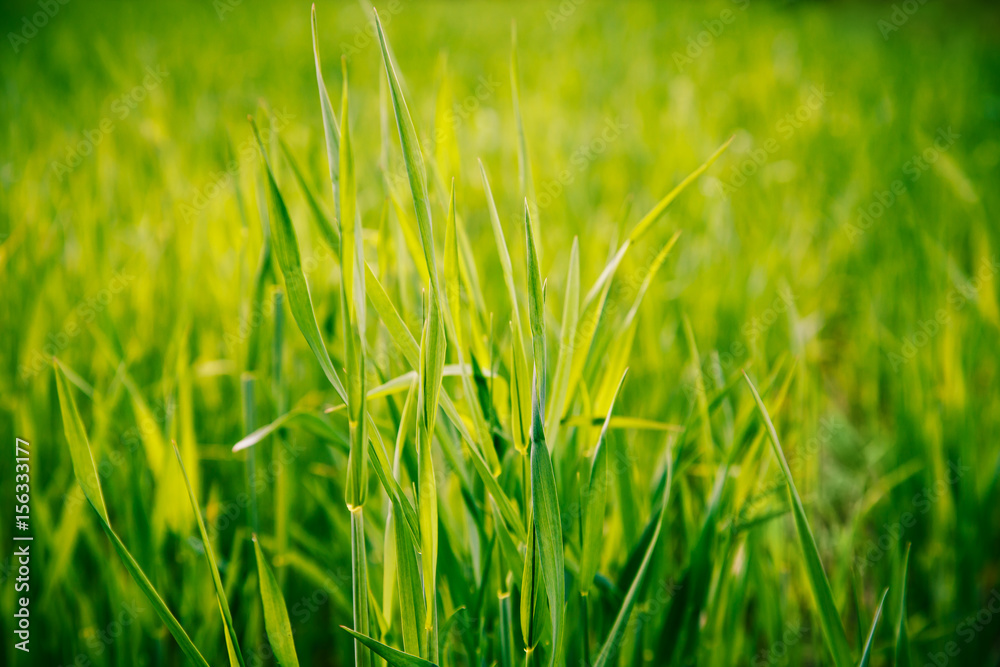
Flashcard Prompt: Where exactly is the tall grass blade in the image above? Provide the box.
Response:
[340,627,439,667]
[55,361,211,667]
[171,441,246,667]
[743,370,853,667]
[249,119,348,402]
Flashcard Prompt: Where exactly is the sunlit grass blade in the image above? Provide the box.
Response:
[510,22,537,231]
[233,408,346,454]
[743,370,853,667]
[858,588,889,667]
[249,118,348,403]
[340,627,439,667]
[55,361,211,667]
[524,201,546,407]
[374,9,440,297]
[593,440,673,667]
[55,360,109,523]
[171,441,246,667]
[545,237,578,446]
[310,3,340,214]
[529,379,565,666]
[253,536,301,667]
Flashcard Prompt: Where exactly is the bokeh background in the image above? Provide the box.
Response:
[2,0,1000,665]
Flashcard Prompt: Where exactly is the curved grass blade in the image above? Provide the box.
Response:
[171,441,246,667]
[858,588,889,667]
[249,119,347,403]
[253,536,301,667]
[743,370,853,667]
[340,627,439,667]
[55,360,109,523]
[55,361,211,667]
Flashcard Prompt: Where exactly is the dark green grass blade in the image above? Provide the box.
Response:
[55,361,211,667]
[172,441,246,667]
[743,371,853,667]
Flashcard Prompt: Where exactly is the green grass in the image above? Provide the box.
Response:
[2,1,1000,665]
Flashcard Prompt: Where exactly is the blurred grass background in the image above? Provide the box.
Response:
[2,0,1000,665]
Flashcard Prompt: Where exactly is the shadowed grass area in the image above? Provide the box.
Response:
[2,1,999,665]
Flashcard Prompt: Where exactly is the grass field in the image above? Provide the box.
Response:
[2,0,1000,665]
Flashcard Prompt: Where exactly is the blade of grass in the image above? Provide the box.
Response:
[249,118,348,403]
[55,361,211,667]
[593,440,673,667]
[743,370,853,667]
[529,378,565,666]
[171,441,246,667]
[858,588,889,667]
[340,627,439,667]
[253,536,301,667]
[579,369,629,596]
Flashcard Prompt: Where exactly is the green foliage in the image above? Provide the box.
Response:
[10,2,999,666]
